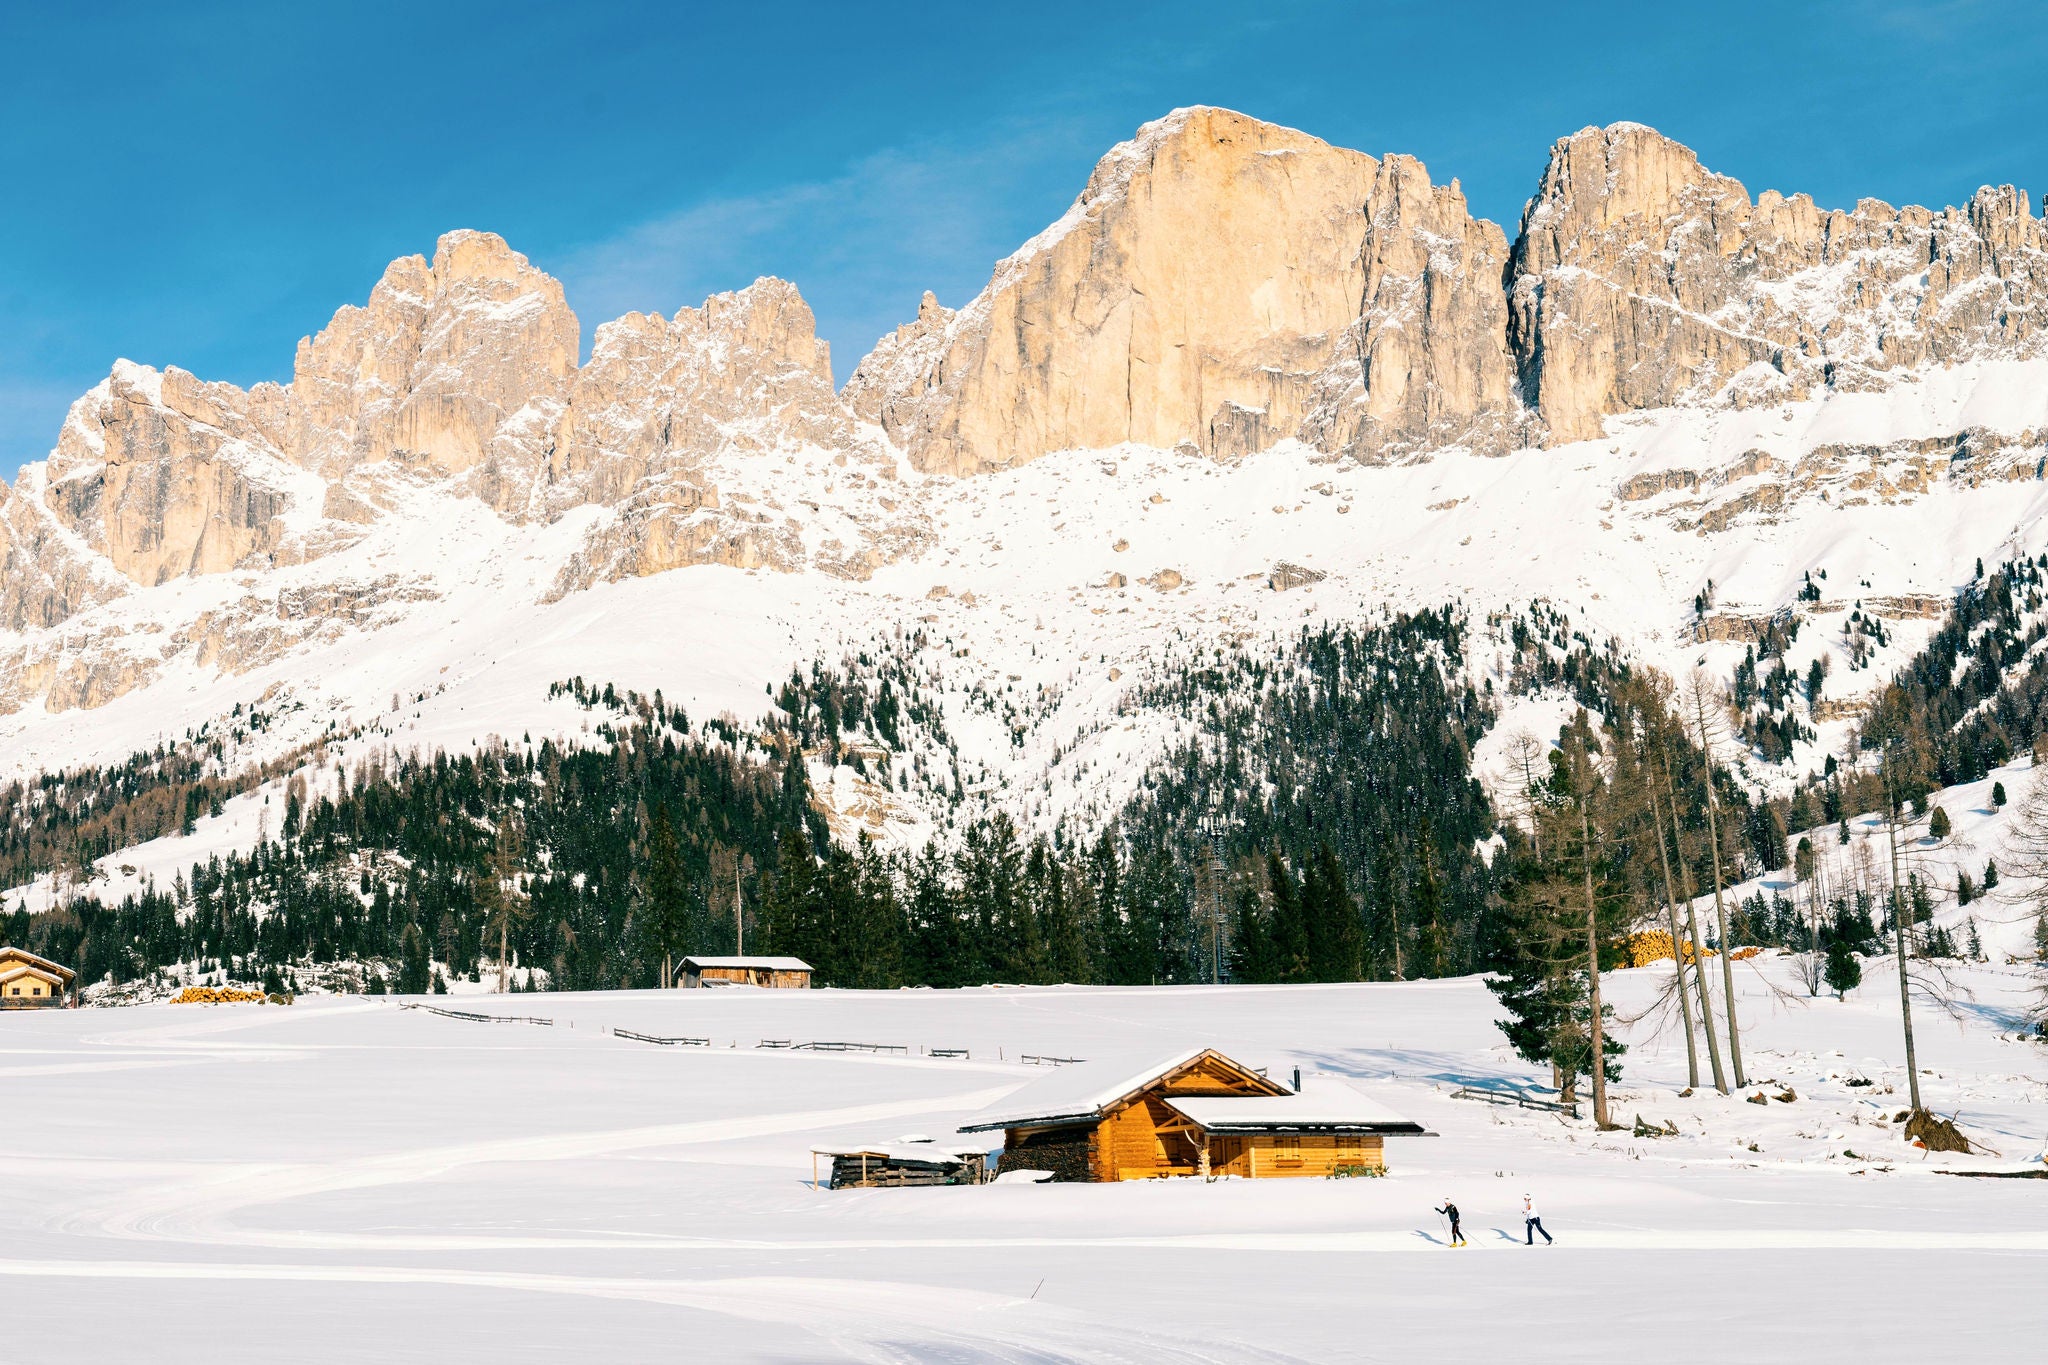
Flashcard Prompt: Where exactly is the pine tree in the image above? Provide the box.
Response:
[1824,934,1861,998]
[1265,853,1308,983]
[1227,879,1278,984]
[1302,845,1363,982]
[642,806,692,988]
[398,922,430,995]
[904,844,961,988]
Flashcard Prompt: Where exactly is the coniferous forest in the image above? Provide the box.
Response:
[5,572,2042,1040]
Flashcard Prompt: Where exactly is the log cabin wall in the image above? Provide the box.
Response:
[1211,1133,1384,1177]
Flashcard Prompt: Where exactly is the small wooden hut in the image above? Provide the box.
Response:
[678,955,812,989]
[0,948,74,1008]
[812,1137,990,1189]
[960,1047,1425,1181]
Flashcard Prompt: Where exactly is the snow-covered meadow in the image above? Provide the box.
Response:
[3,956,2043,1363]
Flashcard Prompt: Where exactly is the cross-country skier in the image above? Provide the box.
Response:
[1523,1193,1552,1245]
[1434,1198,1466,1247]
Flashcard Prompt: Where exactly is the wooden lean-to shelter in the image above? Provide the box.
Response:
[811,1136,990,1189]
[678,955,812,989]
[0,947,74,1008]
[959,1047,1426,1181]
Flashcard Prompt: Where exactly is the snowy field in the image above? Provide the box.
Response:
[3,961,2044,1363]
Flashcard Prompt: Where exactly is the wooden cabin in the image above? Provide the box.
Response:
[960,1047,1426,1181]
[679,955,812,989]
[812,1137,989,1190]
[0,947,74,1008]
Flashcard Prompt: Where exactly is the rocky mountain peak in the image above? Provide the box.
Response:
[1509,122,2047,440]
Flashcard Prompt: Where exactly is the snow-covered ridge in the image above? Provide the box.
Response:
[4,109,2046,884]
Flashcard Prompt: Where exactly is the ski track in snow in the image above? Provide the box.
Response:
[0,1261,1304,1365]
[52,1086,1022,1245]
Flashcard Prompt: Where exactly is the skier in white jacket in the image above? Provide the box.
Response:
[1523,1193,1553,1245]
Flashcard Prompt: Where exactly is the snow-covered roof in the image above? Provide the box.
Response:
[959,1046,1282,1132]
[0,963,66,986]
[0,947,73,982]
[812,1139,990,1164]
[1164,1078,1426,1135]
[681,956,812,972]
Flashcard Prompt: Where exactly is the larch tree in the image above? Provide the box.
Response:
[1684,669,1748,1089]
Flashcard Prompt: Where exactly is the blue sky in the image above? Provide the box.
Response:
[4,0,2044,481]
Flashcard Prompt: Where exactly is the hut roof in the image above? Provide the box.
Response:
[959,1046,1286,1132]
[681,956,812,972]
[811,1137,990,1166]
[1164,1078,1427,1135]
[0,947,73,983]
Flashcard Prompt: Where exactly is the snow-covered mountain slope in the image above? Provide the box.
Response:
[4,107,2046,884]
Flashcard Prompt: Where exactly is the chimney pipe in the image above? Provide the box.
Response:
[1292,1067,1302,1093]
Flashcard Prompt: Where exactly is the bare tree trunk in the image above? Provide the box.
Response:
[1691,689,1747,1088]
[499,915,509,994]
[1581,803,1612,1129]
[1648,773,1701,1090]
[1883,769,1924,1113]
[1663,759,1729,1094]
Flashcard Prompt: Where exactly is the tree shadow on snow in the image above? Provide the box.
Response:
[1292,1046,1540,1093]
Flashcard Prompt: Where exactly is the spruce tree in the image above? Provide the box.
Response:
[1824,934,1861,998]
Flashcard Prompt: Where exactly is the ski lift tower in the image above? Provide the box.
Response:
[1198,790,1231,984]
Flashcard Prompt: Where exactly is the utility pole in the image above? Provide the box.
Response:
[734,863,745,956]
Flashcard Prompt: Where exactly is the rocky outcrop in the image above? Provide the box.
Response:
[857,107,1529,473]
[41,362,308,588]
[545,277,917,589]
[290,231,579,479]
[859,109,1379,472]
[1298,155,1527,460]
[1509,123,2048,441]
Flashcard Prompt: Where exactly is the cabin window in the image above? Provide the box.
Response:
[9,987,18,996]
[1275,1136,1302,1167]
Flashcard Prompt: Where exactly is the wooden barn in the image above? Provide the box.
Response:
[960,1047,1426,1181]
[811,1137,990,1190]
[678,955,812,989]
[0,947,74,1008]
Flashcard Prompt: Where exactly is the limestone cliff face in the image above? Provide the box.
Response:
[1509,123,2048,441]
[291,230,580,479]
[546,277,915,589]
[1298,155,1527,460]
[858,107,1523,473]
[866,108,1379,472]
[40,363,307,589]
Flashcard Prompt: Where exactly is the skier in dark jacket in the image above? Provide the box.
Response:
[1434,1198,1466,1247]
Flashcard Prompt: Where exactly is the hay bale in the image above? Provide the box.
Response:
[1904,1109,1972,1154]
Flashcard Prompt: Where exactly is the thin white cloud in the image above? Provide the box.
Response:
[556,117,1102,380]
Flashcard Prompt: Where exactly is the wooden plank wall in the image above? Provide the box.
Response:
[1213,1133,1384,1178]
